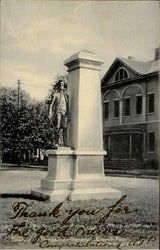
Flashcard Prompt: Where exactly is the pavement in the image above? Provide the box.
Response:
[0,163,47,170]
[105,169,159,179]
[0,169,159,198]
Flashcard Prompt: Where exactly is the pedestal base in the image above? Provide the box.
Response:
[31,148,121,201]
[69,187,121,201]
[31,187,71,202]
[31,186,120,202]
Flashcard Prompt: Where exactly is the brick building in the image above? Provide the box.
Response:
[101,48,160,173]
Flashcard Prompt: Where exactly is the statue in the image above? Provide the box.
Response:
[48,80,70,147]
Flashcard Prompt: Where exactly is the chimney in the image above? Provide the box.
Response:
[155,47,160,60]
[128,56,135,60]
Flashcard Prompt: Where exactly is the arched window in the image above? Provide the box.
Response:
[115,68,128,81]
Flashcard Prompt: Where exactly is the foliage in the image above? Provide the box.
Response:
[1,87,31,151]
[23,101,57,150]
[1,87,57,163]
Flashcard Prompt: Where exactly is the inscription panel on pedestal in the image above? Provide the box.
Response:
[78,158,103,174]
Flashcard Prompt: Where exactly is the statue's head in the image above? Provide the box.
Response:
[56,80,65,91]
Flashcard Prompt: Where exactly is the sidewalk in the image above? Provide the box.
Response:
[105,168,159,179]
[0,163,47,171]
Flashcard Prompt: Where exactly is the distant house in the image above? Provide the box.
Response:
[101,48,160,173]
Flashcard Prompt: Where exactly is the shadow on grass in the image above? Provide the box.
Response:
[0,193,48,201]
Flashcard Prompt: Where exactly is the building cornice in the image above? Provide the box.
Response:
[103,120,159,132]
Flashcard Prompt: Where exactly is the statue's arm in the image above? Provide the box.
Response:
[48,94,56,119]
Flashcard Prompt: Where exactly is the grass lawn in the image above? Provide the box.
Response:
[0,195,159,249]
[0,176,159,249]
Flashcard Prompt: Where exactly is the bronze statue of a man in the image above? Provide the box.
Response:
[48,80,70,147]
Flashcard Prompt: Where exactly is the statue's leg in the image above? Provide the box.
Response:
[56,113,61,129]
[62,114,68,146]
[55,113,61,146]
[63,127,68,146]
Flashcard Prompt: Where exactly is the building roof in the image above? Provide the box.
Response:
[102,57,160,84]
[119,57,160,75]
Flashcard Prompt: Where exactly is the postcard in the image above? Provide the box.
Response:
[0,1,159,249]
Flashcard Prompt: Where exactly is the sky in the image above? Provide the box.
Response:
[1,0,159,100]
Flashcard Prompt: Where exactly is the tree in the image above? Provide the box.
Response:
[23,101,57,150]
[1,86,58,164]
[1,87,31,163]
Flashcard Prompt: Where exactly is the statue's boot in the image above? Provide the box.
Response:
[55,128,60,147]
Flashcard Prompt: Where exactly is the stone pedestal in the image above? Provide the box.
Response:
[31,148,120,201]
[31,50,121,201]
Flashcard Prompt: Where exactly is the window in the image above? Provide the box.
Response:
[124,97,130,116]
[104,101,109,119]
[115,69,128,81]
[136,95,142,115]
[114,100,119,117]
[148,93,154,113]
[148,132,155,152]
